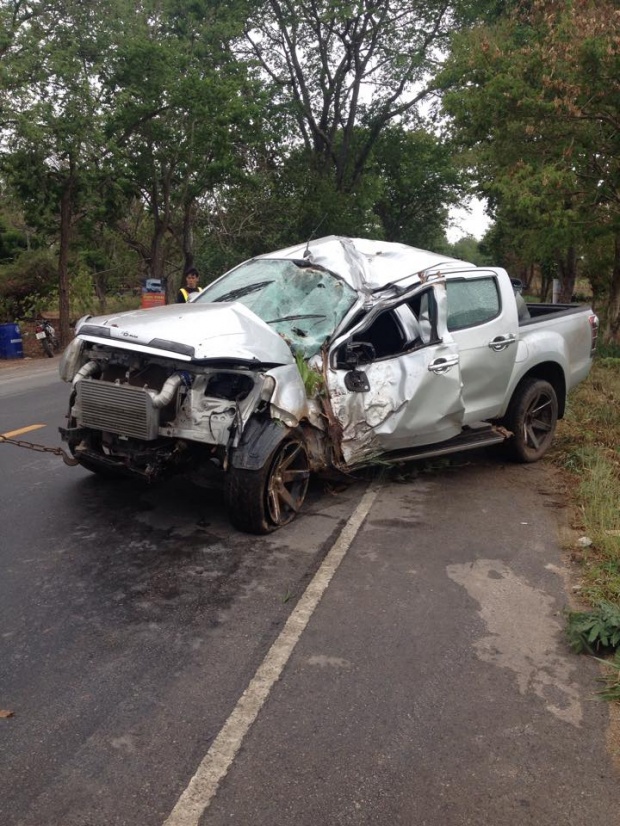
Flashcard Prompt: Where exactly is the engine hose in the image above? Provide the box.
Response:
[150,373,184,408]
[72,360,101,385]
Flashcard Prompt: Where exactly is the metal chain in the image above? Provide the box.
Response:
[0,434,79,465]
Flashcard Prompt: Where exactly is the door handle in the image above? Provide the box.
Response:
[488,334,516,352]
[428,355,459,374]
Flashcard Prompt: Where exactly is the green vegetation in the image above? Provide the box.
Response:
[0,0,617,348]
[566,602,620,655]
[597,652,620,703]
[442,0,620,341]
[553,344,620,696]
[295,352,324,397]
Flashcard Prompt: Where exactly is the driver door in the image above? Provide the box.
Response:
[326,283,465,466]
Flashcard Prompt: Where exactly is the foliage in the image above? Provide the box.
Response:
[0,0,499,321]
[0,202,31,264]
[0,249,57,319]
[440,0,620,333]
[197,124,466,274]
[566,602,620,654]
[240,0,489,194]
[597,650,620,703]
[553,355,620,604]
[553,352,620,702]
[102,0,267,293]
[448,235,492,266]
[371,127,464,249]
[552,348,620,703]
[0,0,131,343]
[295,351,324,397]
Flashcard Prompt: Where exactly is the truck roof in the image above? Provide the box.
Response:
[258,235,476,291]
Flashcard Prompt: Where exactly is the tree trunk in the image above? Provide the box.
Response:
[605,231,620,343]
[58,175,73,347]
[557,246,577,304]
[539,261,554,302]
[149,223,166,280]
[182,199,195,274]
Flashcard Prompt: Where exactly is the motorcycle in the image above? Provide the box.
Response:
[35,319,60,357]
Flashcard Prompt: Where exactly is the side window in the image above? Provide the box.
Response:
[446,278,500,331]
[351,309,406,359]
[335,287,440,366]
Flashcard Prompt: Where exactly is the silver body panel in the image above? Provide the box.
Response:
[61,237,595,474]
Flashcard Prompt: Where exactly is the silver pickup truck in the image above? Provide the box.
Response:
[59,236,599,533]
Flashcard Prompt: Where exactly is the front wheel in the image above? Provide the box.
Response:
[502,378,558,462]
[225,437,310,534]
[42,338,53,357]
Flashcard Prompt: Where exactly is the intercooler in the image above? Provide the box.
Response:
[76,379,161,440]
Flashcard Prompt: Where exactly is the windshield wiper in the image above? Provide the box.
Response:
[267,313,326,323]
[212,280,274,303]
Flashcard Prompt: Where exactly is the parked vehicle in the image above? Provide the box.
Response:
[35,319,60,358]
[59,237,598,533]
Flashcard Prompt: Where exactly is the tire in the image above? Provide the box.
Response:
[42,338,53,357]
[225,436,310,534]
[502,378,558,462]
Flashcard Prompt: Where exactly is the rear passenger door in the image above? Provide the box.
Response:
[445,273,518,423]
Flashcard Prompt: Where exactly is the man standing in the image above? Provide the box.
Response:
[176,268,202,303]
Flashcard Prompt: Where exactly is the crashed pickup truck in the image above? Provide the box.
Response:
[59,236,598,533]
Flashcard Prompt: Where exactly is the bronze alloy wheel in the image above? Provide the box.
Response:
[265,440,310,527]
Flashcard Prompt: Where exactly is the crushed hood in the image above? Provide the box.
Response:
[76,302,296,365]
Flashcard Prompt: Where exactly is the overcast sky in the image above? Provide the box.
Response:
[447,198,491,243]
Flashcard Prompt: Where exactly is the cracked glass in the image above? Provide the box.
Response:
[196,258,358,358]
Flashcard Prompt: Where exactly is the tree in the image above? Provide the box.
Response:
[240,0,489,195]
[1,0,125,342]
[102,0,268,298]
[371,126,464,249]
[441,0,620,337]
[195,124,465,272]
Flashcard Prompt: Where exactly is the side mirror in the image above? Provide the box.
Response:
[343,341,375,368]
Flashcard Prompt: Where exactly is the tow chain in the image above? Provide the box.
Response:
[0,434,79,466]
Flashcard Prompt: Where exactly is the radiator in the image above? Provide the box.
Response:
[76,379,160,441]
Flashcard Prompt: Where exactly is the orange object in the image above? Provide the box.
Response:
[141,292,167,309]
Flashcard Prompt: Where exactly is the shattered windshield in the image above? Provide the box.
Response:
[196,258,358,358]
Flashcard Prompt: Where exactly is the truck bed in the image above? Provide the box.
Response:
[521,302,592,325]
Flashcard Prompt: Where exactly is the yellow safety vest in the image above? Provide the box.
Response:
[180,286,203,302]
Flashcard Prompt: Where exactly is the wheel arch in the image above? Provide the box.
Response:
[230,418,291,471]
[508,361,567,419]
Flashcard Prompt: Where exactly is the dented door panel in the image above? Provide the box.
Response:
[326,340,465,464]
[326,283,465,465]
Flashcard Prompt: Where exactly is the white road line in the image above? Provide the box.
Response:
[163,483,380,826]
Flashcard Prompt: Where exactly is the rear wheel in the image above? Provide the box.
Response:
[225,437,310,534]
[503,378,558,462]
[42,338,53,357]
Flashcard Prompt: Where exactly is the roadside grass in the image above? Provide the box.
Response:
[551,343,620,696]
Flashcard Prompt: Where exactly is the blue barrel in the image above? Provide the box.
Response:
[0,323,24,359]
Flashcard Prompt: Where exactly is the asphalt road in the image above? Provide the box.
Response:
[1,358,618,826]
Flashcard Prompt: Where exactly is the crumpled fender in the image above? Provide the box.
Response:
[230,418,290,470]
